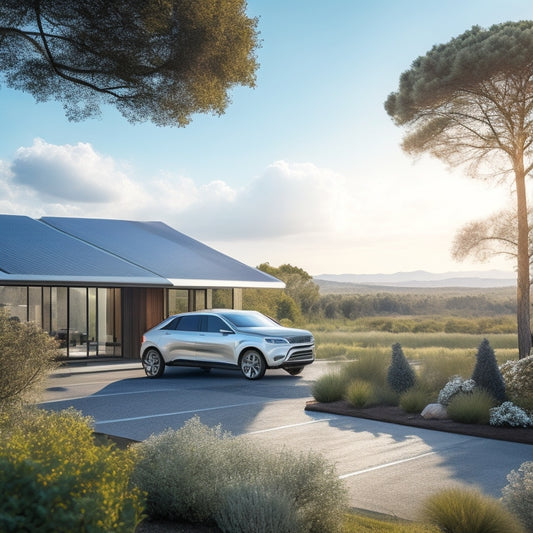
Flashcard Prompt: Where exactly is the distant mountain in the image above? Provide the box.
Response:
[314,270,516,288]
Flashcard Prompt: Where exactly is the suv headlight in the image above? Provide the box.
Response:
[265,337,289,344]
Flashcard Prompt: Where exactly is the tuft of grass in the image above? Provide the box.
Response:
[446,389,496,425]
[345,380,373,408]
[422,488,525,533]
[343,352,388,387]
[312,371,347,403]
[400,387,432,414]
[343,511,438,532]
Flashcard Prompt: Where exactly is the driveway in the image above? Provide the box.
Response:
[41,361,532,520]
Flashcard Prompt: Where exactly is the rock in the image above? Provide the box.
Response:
[421,403,448,420]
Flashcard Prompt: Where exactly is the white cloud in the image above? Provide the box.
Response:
[0,138,515,275]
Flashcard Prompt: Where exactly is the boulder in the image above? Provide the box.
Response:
[421,403,448,420]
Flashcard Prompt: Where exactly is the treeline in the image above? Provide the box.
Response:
[314,292,516,320]
[229,264,517,326]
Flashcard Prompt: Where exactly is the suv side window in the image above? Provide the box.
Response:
[204,316,228,333]
[175,315,201,332]
[161,317,180,330]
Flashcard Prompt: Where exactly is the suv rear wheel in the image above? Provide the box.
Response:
[142,348,165,378]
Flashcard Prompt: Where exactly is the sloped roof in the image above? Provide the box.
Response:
[0,215,284,289]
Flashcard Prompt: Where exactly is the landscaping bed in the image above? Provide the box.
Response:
[305,400,533,445]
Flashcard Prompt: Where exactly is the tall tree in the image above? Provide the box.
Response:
[0,0,259,125]
[385,21,533,358]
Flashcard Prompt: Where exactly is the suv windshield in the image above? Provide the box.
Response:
[219,312,277,328]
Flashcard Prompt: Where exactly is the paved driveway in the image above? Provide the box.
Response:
[41,361,532,520]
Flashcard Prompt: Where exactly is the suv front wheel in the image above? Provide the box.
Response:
[240,349,266,380]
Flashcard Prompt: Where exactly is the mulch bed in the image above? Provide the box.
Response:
[305,401,533,445]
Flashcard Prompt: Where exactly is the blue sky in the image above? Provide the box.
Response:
[1,1,531,275]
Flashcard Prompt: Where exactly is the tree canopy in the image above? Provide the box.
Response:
[385,21,533,358]
[0,0,260,125]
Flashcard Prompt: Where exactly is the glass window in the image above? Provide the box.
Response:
[0,286,27,321]
[162,317,181,330]
[28,287,42,327]
[52,287,68,356]
[175,315,201,331]
[204,316,227,333]
[68,287,87,357]
[98,288,121,356]
[168,289,188,315]
[212,289,232,309]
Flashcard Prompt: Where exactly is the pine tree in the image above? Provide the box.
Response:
[387,343,416,394]
[471,339,506,403]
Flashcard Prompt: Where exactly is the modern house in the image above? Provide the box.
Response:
[0,215,284,359]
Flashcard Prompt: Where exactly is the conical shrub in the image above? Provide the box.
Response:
[387,342,415,394]
[472,338,506,403]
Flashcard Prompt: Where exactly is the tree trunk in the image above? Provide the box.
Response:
[515,164,531,359]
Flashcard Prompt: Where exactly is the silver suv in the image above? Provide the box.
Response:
[140,309,315,380]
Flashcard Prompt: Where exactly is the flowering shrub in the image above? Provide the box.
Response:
[490,402,533,428]
[500,356,533,412]
[438,376,476,406]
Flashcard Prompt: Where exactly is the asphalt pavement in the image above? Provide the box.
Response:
[43,360,533,520]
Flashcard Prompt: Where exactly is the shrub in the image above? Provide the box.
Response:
[438,376,476,406]
[311,371,347,402]
[0,408,143,532]
[345,380,373,408]
[400,386,431,414]
[501,461,533,532]
[422,487,525,533]
[500,356,533,412]
[216,483,298,533]
[133,416,347,532]
[490,402,532,428]
[387,343,416,394]
[0,310,60,413]
[447,390,496,425]
[471,338,506,403]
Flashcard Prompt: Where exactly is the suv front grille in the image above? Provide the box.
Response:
[287,335,313,344]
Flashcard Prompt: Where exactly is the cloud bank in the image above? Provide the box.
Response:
[0,138,511,274]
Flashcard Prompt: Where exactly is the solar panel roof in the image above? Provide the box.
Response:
[0,215,283,288]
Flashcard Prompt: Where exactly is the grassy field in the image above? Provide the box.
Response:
[310,320,519,366]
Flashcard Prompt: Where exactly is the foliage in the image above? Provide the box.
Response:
[216,483,298,533]
[500,356,533,411]
[244,263,320,323]
[422,487,525,533]
[312,292,516,322]
[501,461,533,533]
[418,352,475,396]
[490,402,532,428]
[386,343,416,394]
[258,263,320,314]
[471,339,506,403]
[132,416,347,533]
[446,390,496,425]
[0,310,60,413]
[0,408,143,532]
[400,387,432,414]
[0,0,259,126]
[438,376,476,406]
[311,371,347,403]
[345,380,373,408]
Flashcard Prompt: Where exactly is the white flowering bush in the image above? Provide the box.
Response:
[438,376,476,406]
[500,356,533,411]
[490,402,533,428]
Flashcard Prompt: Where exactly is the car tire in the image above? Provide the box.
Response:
[284,366,304,376]
[142,348,165,378]
[240,349,266,380]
